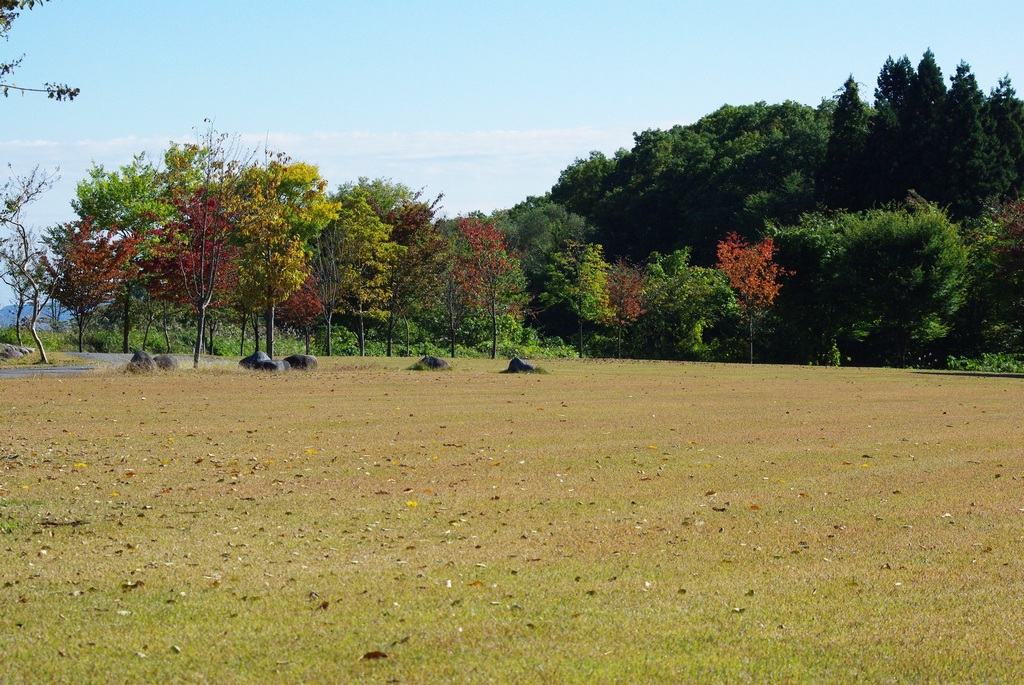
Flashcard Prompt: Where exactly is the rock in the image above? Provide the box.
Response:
[417,355,451,370]
[239,351,272,370]
[126,349,156,373]
[153,354,179,371]
[254,359,290,372]
[0,345,24,360]
[506,357,535,373]
[283,354,317,371]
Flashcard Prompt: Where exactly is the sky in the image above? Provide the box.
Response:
[4,0,1024,304]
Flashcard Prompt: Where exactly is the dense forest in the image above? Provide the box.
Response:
[4,50,1024,369]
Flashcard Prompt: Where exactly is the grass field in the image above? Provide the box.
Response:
[1,357,1023,683]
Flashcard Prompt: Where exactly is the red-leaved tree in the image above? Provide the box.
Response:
[457,217,527,359]
[605,258,647,358]
[716,232,789,364]
[277,272,324,355]
[47,219,140,352]
[161,189,240,366]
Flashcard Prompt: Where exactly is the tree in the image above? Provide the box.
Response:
[945,62,1000,216]
[73,154,168,352]
[818,76,872,211]
[160,130,250,368]
[604,257,647,358]
[0,166,57,362]
[46,219,139,352]
[716,232,788,364]
[986,77,1024,197]
[276,273,323,355]
[542,241,612,357]
[357,179,444,357]
[325,186,400,356]
[833,198,967,366]
[235,157,336,358]
[0,249,29,344]
[437,227,474,358]
[642,249,733,360]
[0,0,78,100]
[457,217,528,358]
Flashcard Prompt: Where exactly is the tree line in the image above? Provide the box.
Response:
[5,50,1024,368]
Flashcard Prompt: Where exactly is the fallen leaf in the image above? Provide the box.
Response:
[360,651,387,661]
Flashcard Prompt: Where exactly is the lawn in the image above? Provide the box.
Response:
[1,358,1022,683]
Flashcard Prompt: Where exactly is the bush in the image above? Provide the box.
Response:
[946,353,1024,373]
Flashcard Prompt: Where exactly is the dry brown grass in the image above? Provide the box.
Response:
[1,358,1022,683]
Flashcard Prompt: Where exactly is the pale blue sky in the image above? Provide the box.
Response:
[4,0,1024,304]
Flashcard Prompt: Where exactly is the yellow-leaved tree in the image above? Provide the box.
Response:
[236,157,338,358]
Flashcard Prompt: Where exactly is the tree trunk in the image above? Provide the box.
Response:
[452,315,460,358]
[193,304,206,369]
[357,311,365,356]
[252,312,260,353]
[304,328,311,355]
[617,323,623,359]
[325,312,333,356]
[14,300,24,345]
[265,306,275,359]
[490,309,498,359]
[161,303,171,353]
[239,308,247,356]
[748,315,754,365]
[121,286,131,354]
[77,319,85,353]
[29,320,48,364]
[207,317,218,355]
[385,313,395,357]
[404,318,411,357]
[578,317,584,358]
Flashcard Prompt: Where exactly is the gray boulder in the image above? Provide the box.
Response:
[255,359,290,372]
[418,355,451,370]
[126,349,156,373]
[283,354,317,370]
[153,354,179,371]
[239,351,272,370]
[506,357,535,373]
[0,345,24,360]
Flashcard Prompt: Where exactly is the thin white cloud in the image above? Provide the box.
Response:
[1,127,634,229]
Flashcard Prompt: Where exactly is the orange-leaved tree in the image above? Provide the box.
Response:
[457,217,527,359]
[47,219,140,352]
[716,232,790,364]
[605,257,647,358]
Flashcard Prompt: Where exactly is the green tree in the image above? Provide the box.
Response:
[986,77,1024,196]
[835,199,968,366]
[641,249,733,360]
[866,55,915,205]
[945,62,1000,216]
[542,241,612,357]
[325,186,400,356]
[818,76,872,211]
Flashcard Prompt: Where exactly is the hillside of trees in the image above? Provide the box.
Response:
[4,50,1024,369]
